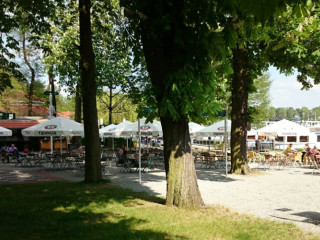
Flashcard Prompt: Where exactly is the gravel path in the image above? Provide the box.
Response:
[106,164,320,236]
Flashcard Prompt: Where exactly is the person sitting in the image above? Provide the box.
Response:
[19,146,30,157]
[0,145,8,163]
[304,143,314,165]
[8,144,18,161]
[283,143,293,156]
[311,146,320,162]
[71,146,85,154]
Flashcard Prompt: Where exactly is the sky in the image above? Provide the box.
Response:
[268,66,320,109]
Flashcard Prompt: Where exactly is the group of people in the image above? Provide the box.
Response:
[284,143,320,163]
[0,144,29,163]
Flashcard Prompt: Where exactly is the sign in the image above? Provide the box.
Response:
[281,132,297,136]
[140,125,151,130]
[44,125,57,130]
[38,131,57,135]
[215,110,227,117]
[44,91,59,95]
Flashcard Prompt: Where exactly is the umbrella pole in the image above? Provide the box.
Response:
[138,119,141,184]
[50,136,53,154]
[60,136,62,155]
[224,113,228,177]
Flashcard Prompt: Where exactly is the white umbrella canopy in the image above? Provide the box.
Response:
[257,119,309,136]
[195,120,231,137]
[99,120,132,138]
[120,118,163,137]
[99,124,115,137]
[0,126,12,136]
[21,116,84,137]
[188,122,204,136]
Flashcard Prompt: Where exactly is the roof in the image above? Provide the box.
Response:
[257,119,309,136]
[0,120,46,129]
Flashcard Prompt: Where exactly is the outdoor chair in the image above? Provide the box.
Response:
[143,154,155,172]
[247,151,261,164]
[311,159,320,175]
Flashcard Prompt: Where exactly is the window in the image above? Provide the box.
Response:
[317,136,320,142]
[275,136,284,142]
[299,136,309,142]
[287,136,297,142]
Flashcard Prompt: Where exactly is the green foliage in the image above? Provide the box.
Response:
[0,0,60,93]
[267,3,320,89]
[97,93,137,124]
[249,74,272,128]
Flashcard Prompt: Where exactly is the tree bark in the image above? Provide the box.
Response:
[22,33,35,116]
[48,70,56,116]
[79,0,102,182]
[108,86,112,124]
[161,116,204,207]
[75,83,82,123]
[230,46,250,175]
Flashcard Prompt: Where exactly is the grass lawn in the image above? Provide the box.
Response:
[0,181,318,240]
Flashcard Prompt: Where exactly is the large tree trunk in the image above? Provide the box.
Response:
[108,87,112,124]
[22,33,35,116]
[230,46,250,175]
[161,116,204,207]
[75,83,82,123]
[79,0,102,182]
[48,70,57,116]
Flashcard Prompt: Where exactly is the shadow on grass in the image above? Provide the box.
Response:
[0,182,188,240]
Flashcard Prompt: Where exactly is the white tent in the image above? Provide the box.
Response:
[188,122,204,137]
[0,126,12,136]
[22,116,84,137]
[99,124,115,137]
[257,119,309,137]
[195,120,231,137]
[99,120,132,137]
[310,124,320,133]
[121,118,162,137]
[22,117,84,153]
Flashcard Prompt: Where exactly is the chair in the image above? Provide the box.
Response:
[281,153,300,168]
[144,154,155,172]
[293,152,302,167]
[311,159,320,175]
[247,151,256,163]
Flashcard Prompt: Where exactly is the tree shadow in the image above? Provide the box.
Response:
[0,182,188,240]
[292,211,320,225]
[272,209,320,227]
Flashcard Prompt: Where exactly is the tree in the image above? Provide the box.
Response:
[97,93,137,124]
[287,107,296,120]
[275,107,287,120]
[311,107,320,121]
[249,74,272,128]
[79,0,102,182]
[0,0,59,95]
[93,0,132,125]
[268,106,276,121]
[267,3,320,96]
[300,107,311,121]
[122,0,232,207]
